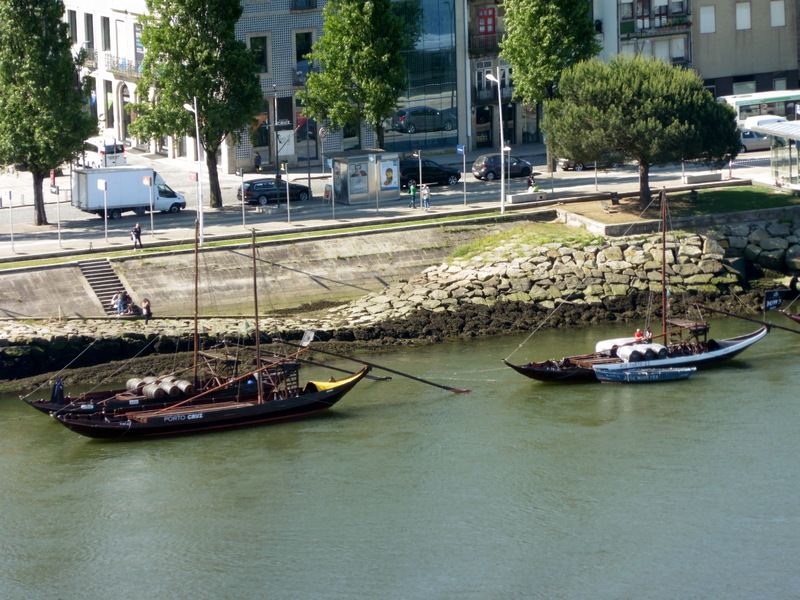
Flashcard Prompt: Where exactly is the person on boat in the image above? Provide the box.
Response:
[634,328,644,342]
[644,328,653,342]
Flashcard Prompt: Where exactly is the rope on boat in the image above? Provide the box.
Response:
[19,337,103,401]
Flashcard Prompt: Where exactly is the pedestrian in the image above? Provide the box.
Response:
[253,151,262,173]
[141,298,152,324]
[421,184,430,211]
[116,290,125,316]
[131,222,142,250]
[527,174,536,192]
[408,180,417,208]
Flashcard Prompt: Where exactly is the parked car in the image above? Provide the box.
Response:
[399,158,461,188]
[471,153,533,181]
[557,156,621,171]
[740,129,771,152]
[236,178,311,205]
[391,106,457,134]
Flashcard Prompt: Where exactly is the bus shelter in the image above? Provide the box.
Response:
[331,149,400,205]
[747,116,800,187]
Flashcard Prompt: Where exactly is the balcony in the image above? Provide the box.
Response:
[620,16,691,39]
[472,84,515,104]
[105,54,141,79]
[81,48,98,70]
[469,32,502,56]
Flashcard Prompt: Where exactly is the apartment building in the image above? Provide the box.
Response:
[61,0,800,173]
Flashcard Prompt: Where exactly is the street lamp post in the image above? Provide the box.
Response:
[183,97,204,246]
[486,68,506,214]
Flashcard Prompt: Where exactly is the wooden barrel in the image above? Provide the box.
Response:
[126,378,146,394]
[176,380,196,395]
[159,382,181,397]
[142,376,159,385]
[142,383,167,399]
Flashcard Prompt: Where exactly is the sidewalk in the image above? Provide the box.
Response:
[0,142,768,264]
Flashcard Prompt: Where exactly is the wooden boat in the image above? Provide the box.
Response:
[23,352,300,416]
[52,364,370,440]
[504,189,770,383]
[42,227,371,439]
[593,365,696,384]
[779,309,800,325]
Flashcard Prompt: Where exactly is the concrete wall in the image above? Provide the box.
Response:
[1,218,547,319]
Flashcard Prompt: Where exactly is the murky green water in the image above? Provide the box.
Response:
[2,318,799,599]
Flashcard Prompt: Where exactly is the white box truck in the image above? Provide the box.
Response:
[71,167,186,220]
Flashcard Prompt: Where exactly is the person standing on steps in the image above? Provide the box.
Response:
[408,180,417,209]
[141,298,152,324]
[421,184,430,211]
[131,223,142,250]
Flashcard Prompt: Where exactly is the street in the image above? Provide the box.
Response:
[0,145,773,261]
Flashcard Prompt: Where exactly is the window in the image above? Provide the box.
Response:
[249,35,269,74]
[67,10,77,42]
[84,13,94,48]
[620,0,633,20]
[770,1,786,27]
[699,6,715,34]
[736,3,751,30]
[477,7,495,34]
[295,31,313,82]
[774,78,787,90]
[101,17,111,51]
[670,0,685,13]
[475,60,491,91]
[732,81,756,95]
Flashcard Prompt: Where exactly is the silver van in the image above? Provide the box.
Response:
[77,138,127,168]
[740,130,771,152]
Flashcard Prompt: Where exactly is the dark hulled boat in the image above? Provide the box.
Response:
[504,320,768,383]
[504,189,769,383]
[53,365,370,440]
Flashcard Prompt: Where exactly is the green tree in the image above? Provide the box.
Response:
[543,55,739,203]
[0,0,96,226]
[128,0,262,208]
[501,0,601,104]
[301,0,412,149]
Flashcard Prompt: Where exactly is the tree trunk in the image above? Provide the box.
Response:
[205,148,222,208]
[638,162,652,206]
[31,171,48,226]
[375,123,385,150]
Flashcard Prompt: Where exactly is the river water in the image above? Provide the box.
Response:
[2,317,799,600]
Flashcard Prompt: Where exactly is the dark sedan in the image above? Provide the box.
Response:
[236,178,311,205]
[399,158,461,188]
[471,153,533,181]
[391,106,457,134]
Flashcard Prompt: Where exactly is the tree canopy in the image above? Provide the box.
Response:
[543,54,740,203]
[129,0,263,208]
[301,0,414,149]
[501,0,601,104]
[0,0,96,225]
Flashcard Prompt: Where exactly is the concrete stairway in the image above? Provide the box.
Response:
[78,259,126,315]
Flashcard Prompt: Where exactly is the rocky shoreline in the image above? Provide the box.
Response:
[3,221,792,389]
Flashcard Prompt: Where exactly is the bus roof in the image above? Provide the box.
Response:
[718,90,800,105]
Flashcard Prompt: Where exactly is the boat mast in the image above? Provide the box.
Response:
[660,188,668,338]
[251,229,263,404]
[193,219,200,386]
